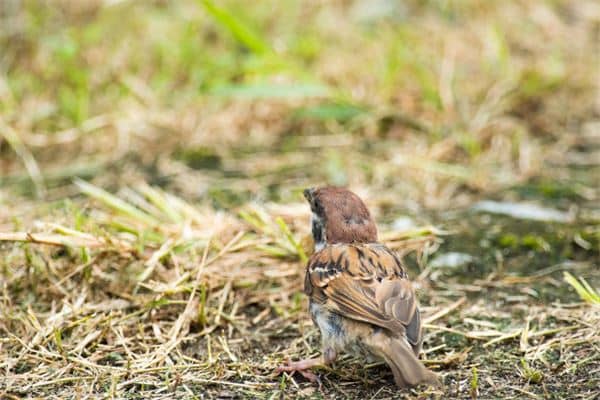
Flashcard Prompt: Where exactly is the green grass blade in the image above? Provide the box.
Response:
[211,83,330,99]
[0,118,46,198]
[238,209,273,235]
[580,279,600,303]
[199,0,269,55]
[275,216,307,263]
[293,103,367,122]
[564,271,600,304]
[255,244,291,259]
[74,179,160,227]
[137,184,183,224]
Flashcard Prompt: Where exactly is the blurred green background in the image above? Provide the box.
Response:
[1,0,597,211]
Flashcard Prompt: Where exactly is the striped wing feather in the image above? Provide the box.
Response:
[304,244,421,348]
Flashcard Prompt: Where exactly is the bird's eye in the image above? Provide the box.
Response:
[312,200,323,215]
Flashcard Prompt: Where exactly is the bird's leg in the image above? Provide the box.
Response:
[276,348,337,383]
[276,358,321,383]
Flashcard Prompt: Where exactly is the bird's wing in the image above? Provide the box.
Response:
[304,244,422,347]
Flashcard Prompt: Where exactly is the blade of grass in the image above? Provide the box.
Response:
[293,103,367,122]
[0,117,46,198]
[564,271,600,304]
[255,244,291,259]
[0,232,105,248]
[74,179,160,227]
[199,0,270,55]
[239,210,271,235]
[210,83,330,99]
[275,217,307,263]
[137,184,183,224]
[138,238,178,282]
[120,187,167,221]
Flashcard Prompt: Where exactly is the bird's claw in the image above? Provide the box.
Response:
[276,359,322,386]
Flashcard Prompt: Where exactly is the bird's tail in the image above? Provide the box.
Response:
[365,331,441,388]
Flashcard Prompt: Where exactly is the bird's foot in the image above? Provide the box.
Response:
[276,358,322,384]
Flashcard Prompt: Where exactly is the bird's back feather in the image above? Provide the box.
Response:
[305,243,422,351]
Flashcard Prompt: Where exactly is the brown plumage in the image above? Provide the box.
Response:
[277,187,440,388]
[304,187,377,245]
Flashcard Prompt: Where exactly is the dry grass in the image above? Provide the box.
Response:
[0,185,598,399]
[1,0,599,398]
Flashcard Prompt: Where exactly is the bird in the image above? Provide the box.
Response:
[276,186,440,388]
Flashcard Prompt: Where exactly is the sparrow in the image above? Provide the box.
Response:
[277,186,439,388]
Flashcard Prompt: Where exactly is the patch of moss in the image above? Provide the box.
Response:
[521,234,550,252]
[498,233,519,248]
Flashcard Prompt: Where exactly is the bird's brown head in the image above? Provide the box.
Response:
[303,186,377,250]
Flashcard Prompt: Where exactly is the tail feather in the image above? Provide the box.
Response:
[365,332,441,388]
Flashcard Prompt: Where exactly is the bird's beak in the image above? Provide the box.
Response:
[303,188,314,202]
